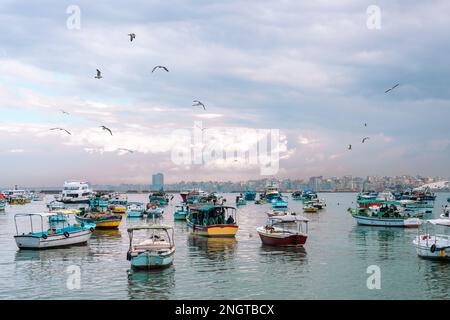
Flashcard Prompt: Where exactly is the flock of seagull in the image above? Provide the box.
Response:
[49,33,208,154]
[48,31,401,156]
[347,82,400,151]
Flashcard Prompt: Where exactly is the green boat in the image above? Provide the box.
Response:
[174,204,189,221]
[149,192,169,206]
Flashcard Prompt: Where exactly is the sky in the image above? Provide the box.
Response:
[1,0,449,187]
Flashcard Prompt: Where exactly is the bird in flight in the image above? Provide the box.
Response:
[348,144,352,150]
[195,124,207,131]
[60,109,70,115]
[50,128,71,135]
[128,33,136,42]
[100,126,113,136]
[362,137,370,143]
[118,148,133,153]
[193,100,206,110]
[385,83,399,93]
[95,69,102,79]
[152,66,169,73]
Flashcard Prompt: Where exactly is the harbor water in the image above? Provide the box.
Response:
[0,192,449,299]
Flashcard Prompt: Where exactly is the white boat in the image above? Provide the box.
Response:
[59,181,93,204]
[257,215,309,246]
[145,204,164,217]
[126,202,145,218]
[127,224,175,269]
[348,206,421,228]
[376,191,395,201]
[46,200,65,210]
[14,212,95,249]
[413,219,450,260]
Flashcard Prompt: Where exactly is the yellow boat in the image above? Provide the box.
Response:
[187,205,238,237]
[75,212,122,229]
[303,205,319,213]
[112,206,127,215]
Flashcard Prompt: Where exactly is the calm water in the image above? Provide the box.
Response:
[1,192,450,300]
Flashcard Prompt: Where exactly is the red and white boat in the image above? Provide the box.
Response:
[256,215,309,246]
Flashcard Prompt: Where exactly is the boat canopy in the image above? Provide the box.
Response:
[270,215,309,223]
[127,224,173,232]
[14,212,62,217]
[127,201,144,206]
[190,205,236,212]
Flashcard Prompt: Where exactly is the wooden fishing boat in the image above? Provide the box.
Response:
[235,195,247,206]
[0,198,6,211]
[145,203,164,217]
[187,205,238,237]
[108,193,128,214]
[291,191,302,200]
[173,204,189,221]
[413,219,450,260]
[127,224,175,269]
[303,205,319,213]
[257,215,309,246]
[48,209,81,223]
[75,198,122,228]
[244,190,256,201]
[14,212,95,249]
[126,202,145,218]
[348,205,421,228]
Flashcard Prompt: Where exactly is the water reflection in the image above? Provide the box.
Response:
[188,235,237,260]
[127,267,175,300]
[420,261,450,299]
[258,245,308,264]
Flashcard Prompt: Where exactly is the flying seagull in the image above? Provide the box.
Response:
[100,126,113,136]
[362,137,370,143]
[152,65,169,73]
[95,69,102,79]
[60,109,70,115]
[193,100,206,110]
[385,83,399,93]
[195,124,206,131]
[50,128,71,135]
[118,148,134,153]
[128,33,136,42]
[348,144,352,150]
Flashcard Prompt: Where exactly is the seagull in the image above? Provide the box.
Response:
[128,33,136,42]
[385,83,399,93]
[100,126,113,136]
[60,109,70,115]
[152,65,169,73]
[195,124,206,131]
[50,128,71,135]
[193,100,206,110]
[362,137,370,143]
[348,144,352,150]
[95,69,102,79]
[118,148,133,153]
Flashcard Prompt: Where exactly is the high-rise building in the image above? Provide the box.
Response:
[152,173,164,191]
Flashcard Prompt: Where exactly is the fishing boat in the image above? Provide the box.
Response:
[263,183,281,202]
[357,190,378,201]
[257,215,309,246]
[58,181,94,204]
[14,212,95,249]
[291,191,302,200]
[376,190,395,201]
[75,198,122,228]
[235,195,247,206]
[187,205,238,237]
[127,224,175,269]
[126,202,145,218]
[149,191,169,206]
[413,219,450,260]
[447,197,450,203]
[46,200,65,210]
[108,193,128,214]
[173,204,189,221]
[0,199,6,211]
[440,205,450,219]
[244,190,256,201]
[180,189,208,203]
[303,205,319,213]
[266,198,292,217]
[301,190,318,202]
[304,198,326,210]
[348,204,421,227]
[145,201,164,217]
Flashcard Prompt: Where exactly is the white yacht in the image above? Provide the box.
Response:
[59,181,93,204]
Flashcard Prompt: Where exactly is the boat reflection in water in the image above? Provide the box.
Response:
[127,267,175,300]
[258,244,307,264]
[188,235,237,261]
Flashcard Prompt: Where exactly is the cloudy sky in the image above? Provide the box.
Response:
[1,0,449,187]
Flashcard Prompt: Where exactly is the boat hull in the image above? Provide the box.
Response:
[126,210,145,218]
[257,230,307,246]
[174,213,187,220]
[353,215,420,227]
[130,249,175,269]
[14,229,93,249]
[75,216,122,229]
[187,220,238,237]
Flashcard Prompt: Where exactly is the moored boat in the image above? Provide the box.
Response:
[263,183,281,202]
[149,191,169,206]
[187,205,238,237]
[348,204,421,227]
[14,212,95,249]
[244,190,256,201]
[0,195,6,211]
[291,191,302,200]
[413,219,450,260]
[257,215,309,246]
[303,205,319,213]
[235,194,247,206]
[108,193,128,214]
[145,203,164,217]
[75,198,122,228]
[127,224,175,269]
[59,181,94,204]
[126,202,145,218]
[173,204,189,221]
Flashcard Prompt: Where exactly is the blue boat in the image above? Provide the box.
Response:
[127,224,175,270]
[126,202,145,218]
[447,197,450,203]
[0,199,6,211]
[174,204,189,221]
[244,190,256,201]
[271,198,289,211]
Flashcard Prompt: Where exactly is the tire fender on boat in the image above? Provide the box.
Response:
[89,227,95,233]
[42,234,48,239]
[430,244,436,253]
[63,231,70,238]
